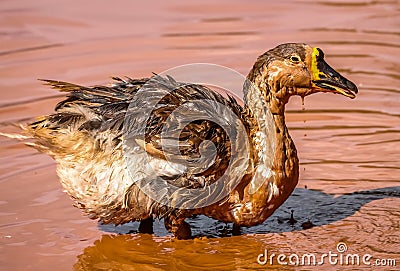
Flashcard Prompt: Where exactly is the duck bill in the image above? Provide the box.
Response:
[311,48,358,99]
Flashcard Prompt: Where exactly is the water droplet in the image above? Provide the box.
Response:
[301,96,306,125]
[301,96,305,111]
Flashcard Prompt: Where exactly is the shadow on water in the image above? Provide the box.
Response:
[99,185,400,237]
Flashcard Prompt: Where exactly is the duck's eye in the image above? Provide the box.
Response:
[290,55,301,63]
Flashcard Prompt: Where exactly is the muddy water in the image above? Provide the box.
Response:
[0,0,399,270]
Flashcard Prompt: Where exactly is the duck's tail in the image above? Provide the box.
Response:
[0,116,62,156]
[0,129,30,140]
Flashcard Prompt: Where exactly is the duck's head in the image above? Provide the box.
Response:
[247,43,358,110]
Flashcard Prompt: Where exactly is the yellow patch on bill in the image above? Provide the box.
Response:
[311,47,323,80]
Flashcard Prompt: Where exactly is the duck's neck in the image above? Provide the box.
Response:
[243,76,299,193]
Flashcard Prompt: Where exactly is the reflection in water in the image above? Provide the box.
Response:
[74,234,271,271]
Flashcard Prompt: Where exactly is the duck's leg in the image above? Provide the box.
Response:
[232,223,241,236]
[164,215,192,239]
[138,217,154,234]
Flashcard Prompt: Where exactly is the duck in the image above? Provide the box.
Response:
[3,43,358,239]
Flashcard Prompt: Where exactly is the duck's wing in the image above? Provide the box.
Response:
[121,76,257,209]
[118,76,254,210]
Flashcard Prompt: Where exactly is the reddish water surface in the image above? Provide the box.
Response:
[0,0,399,270]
